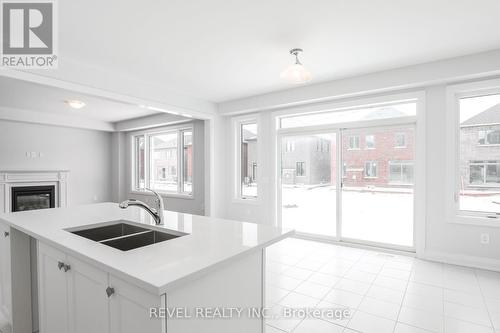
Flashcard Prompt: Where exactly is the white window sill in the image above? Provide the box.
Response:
[232,197,261,205]
[449,213,500,227]
[130,190,194,200]
[394,146,407,149]
[347,148,360,151]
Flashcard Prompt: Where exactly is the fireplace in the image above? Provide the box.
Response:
[11,186,56,212]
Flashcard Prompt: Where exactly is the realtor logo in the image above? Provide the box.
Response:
[1,0,58,68]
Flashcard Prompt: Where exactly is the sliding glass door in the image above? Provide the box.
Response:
[278,123,416,249]
[279,132,338,238]
[340,126,415,247]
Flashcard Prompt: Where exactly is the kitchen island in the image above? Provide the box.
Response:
[0,202,293,333]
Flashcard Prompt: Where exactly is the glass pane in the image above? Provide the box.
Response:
[16,194,51,211]
[342,126,414,247]
[459,94,500,213]
[135,136,145,189]
[281,133,336,237]
[280,102,416,129]
[150,132,178,192]
[241,123,258,198]
[365,135,375,149]
[183,131,193,194]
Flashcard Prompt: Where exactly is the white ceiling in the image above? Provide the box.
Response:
[59,0,500,102]
[0,77,161,122]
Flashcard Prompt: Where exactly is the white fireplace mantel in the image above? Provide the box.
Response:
[0,170,69,213]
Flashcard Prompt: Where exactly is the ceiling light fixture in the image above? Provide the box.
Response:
[64,100,86,109]
[280,48,312,84]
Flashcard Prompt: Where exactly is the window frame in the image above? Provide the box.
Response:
[446,79,500,226]
[365,134,375,149]
[388,160,414,185]
[233,116,259,201]
[363,161,377,178]
[131,124,194,199]
[477,129,500,146]
[347,135,360,150]
[296,161,306,177]
[394,132,406,148]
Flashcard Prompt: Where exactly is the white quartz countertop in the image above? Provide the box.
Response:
[0,202,293,295]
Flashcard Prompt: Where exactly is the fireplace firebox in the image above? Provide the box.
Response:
[11,186,56,212]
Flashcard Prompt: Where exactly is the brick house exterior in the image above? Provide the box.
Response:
[279,127,415,187]
[460,104,500,190]
[341,127,414,187]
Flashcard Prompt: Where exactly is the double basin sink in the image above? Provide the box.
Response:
[69,221,185,251]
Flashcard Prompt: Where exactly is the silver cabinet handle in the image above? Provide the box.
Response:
[4,231,9,237]
[106,287,115,298]
[58,261,65,270]
[63,264,71,272]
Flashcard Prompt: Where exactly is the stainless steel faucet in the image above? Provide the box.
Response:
[119,188,165,225]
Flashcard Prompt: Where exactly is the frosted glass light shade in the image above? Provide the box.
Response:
[280,63,312,84]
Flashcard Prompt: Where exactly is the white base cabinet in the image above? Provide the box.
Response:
[0,222,32,333]
[37,241,265,333]
[0,222,12,333]
[38,242,163,333]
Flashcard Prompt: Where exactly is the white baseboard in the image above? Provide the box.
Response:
[421,250,500,272]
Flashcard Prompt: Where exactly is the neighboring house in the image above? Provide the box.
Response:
[152,135,193,185]
[280,106,415,188]
[281,136,332,185]
[341,128,414,188]
[242,128,258,185]
[460,104,500,190]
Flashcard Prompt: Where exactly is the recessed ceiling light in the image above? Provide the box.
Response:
[281,48,312,84]
[64,100,86,109]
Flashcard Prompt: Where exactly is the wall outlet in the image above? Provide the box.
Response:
[480,233,490,245]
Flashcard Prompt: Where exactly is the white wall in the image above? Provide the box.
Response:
[0,120,113,205]
[215,50,500,270]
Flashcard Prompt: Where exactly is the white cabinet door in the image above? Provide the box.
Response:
[38,242,69,333]
[109,275,163,333]
[67,255,110,333]
[0,223,12,329]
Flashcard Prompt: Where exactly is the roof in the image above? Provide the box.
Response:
[462,103,500,126]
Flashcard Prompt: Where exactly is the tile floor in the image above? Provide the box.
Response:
[265,238,500,333]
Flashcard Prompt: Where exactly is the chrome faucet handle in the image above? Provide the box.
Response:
[144,188,164,211]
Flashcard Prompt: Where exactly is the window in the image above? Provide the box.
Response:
[150,132,178,192]
[395,133,406,148]
[285,140,295,152]
[389,161,414,184]
[240,122,258,198]
[469,161,500,185]
[365,135,375,149]
[183,131,193,193]
[279,101,417,129]
[342,163,347,178]
[364,161,377,178]
[478,130,500,145]
[455,89,500,216]
[134,136,145,189]
[296,162,306,176]
[132,127,193,196]
[348,136,360,149]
